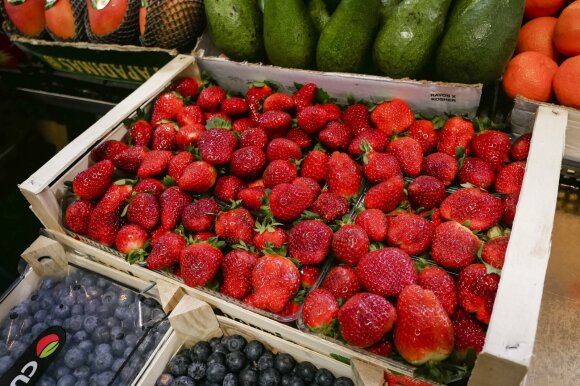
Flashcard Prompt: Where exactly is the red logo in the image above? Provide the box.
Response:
[35,334,60,359]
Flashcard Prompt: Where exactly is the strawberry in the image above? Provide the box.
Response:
[198,128,238,165]
[300,150,329,183]
[292,177,322,197]
[458,263,500,324]
[113,146,148,173]
[355,209,388,242]
[510,133,531,161]
[193,232,217,241]
[269,183,315,222]
[332,224,369,266]
[134,178,164,197]
[221,250,259,299]
[214,176,245,203]
[357,248,417,297]
[278,302,301,318]
[319,121,352,150]
[246,83,273,120]
[197,85,226,112]
[431,221,481,269]
[215,208,255,244]
[88,183,133,246]
[452,308,486,358]
[394,285,454,365]
[151,92,184,124]
[73,160,114,200]
[257,110,292,139]
[437,116,475,158]
[293,83,316,111]
[176,105,205,126]
[180,242,224,287]
[116,224,148,256]
[167,151,195,182]
[288,220,333,265]
[254,222,287,250]
[385,373,433,386]
[327,152,363,198]
[495,161,526,194]
[482,235,509,269]
[205,112,232,125]
[178,161,217,193]
[126,193,160,230]
[263,93,295,111]
[502,192,519,226]
[221,97,248,117]
[65,200,95,235]
[176,123,205,150]
[387,213,434,256]
[408,120,440,154]
[300,266,320,289]
[310,192,350,223]
[302,289,339,332]
[368,337,394,357]
[319,103,341,121]
[137,150,173,179]
[90,140,129,162]
[470,130,511,172]
[238,186,266,213]
[240,127,269,149]
[426,208,443,228]
[362,151,401,184]
[152,122,178,151]
[171,77,199,98]
[417,266,458,316]
[371,99,415,136]
[422,152,458,185]
[263,160,298,188]
[182,198,220,233]
[440,188,503,231]
[363,176,404,213]
[342,104,370,135]
[249,180,264,188]
[230,146,267,181]
[348,129,389,156]
[322,266,362,302]
[128,120,153,147]
[159,186,192,230]
[285,128,312,150]
[266,138,302,162]
[387,137,423,177]
[297,106,328,134]
[151,227,172,247]
[407,176,446,211]
[338,293,397,348]
[232,117,254,134]
[458,157,496,189]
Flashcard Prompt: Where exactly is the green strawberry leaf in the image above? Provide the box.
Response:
[121,204,129,217]
[205,278,221,292]
[231,240,257,253]
[174,224,186,237]
[455,146,465,160]
[487,226,504,239]
[293,289,307,304]
[369,242,385,252]
[329,353,351,365]
[315,87,336,104]
[162,175,178,188]
[432,116,446,130]
[205,117,232,130]
[287,256,302,270]
[484,262,502,276]
[264,242,288,257]
[64,181,73,189]
[347,94,356,105]
[293,82,304,91]
[127,249,148,265]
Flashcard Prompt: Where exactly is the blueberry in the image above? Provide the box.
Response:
[112,358,125,372]
[156,373,175,386]
[61,293,76,307]
[40,278,59,290]
[40,297,55,310]
[32,321,49,336]
[53,303,71,319]
[96,277,110,289]
[84,298,101,314]
[314,369,334,386]
[53,365,71,379]
[85,286,102,300]
[207,352,226,366]
[79,276,95,288]
[92,351,114,371]
[10,341,27,359]
[64,315,83,332]
[213,343,229,355]
[111,340,126,356]
[95,343,112,356]
[333,377,354,386]
[226,351,247,372]
[295,362,316,382]
[224,373,238,386]
[56,374,76,386]
[105,317,121,329]
[259,368,281,386]
[0,355,14,374]
[244,340,264,362]
[70,304,83,315]
[0,342,7,357]
[226,334,247,352]
[123,346,134,358]
[73,365,91,380]
[281,375,305,386]
[36,376,57,386]
[77,340,94,353]
[257,351,275,372]
[173,376,196,386]
[190,341,212,361]
[64,348,85,368]
[110,326,125,340]
[89,371,114,386]
[274,353,296,375]
[73,330,90,343]
[76,381,89,386]
[19,316,35,332]
[124,333,139,347]
[209,337,222,350]
[168,355,191,376]
[114,307,131,321]
[82,315,101,331]
[10,304,29,320]
[96,304,112,317]
[186,358,206,380]
[145,308,166,327]
[101,291,117,306]
[239,368,259,386]
[92,326,110,344]
[117,289,135,307]
[206,362,227,383]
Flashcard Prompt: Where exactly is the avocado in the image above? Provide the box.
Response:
[380,0,402,24]
[309,0,331,34]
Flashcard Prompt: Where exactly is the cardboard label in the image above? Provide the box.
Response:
[40,56,159,82]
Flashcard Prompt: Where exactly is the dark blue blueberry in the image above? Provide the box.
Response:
[10,341,27,359]
[77,340,94,353]
[274,354,295,375]
[333,377,354,386]
[92,326,110,344]
[156,373,174,386]
[190,341,212,361]
[207,352,226,366]
[117,289,135,307]
[123,347,133,358]
[95,277,110,289]
[92,351,114,371]
[105,317,120,329]
[40,278,59,290]
[56,373,76,386]
[112,340,126,356]
[33,309,49,323]
[69,304,83,316]
[173,376,196,386]
[39,297,54,310]
[224,373,238,386]
[73,365,91,380]
[73,330,89,343]
[0,342,7,357]
[64,348,85,368]
[281,375,304,386]
[64,315,83,332]
[168,355,191,376]
[239,368,259,386]
[206,362,227,383]
[213,344,229,355]
[9,304,29,319]
[95,343,112,356]
[101,291,117,307]
[89,371,114,386]
[36,376,57,386]
[295,362,316,382]
[112,358,125,372]
[0,355,14,375]
[96,304,112,317]
[259,368,281,386]
[110,326,124,340]
[314,369,334,386]
[85,286,102,300]
[53,365,71,379]
[187,359,207,380]
[226,334,247,352]
[19,317,34,332]
[61,293,76,307]
[226,351,247,372]
[53,303,71,319]
[257,351,275,372]
[244,340,264,362]
[79,276,95,288]
[209,337,222,350]
[124,333,139,347]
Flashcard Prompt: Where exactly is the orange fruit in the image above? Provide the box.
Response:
[553,55,580,109]
[554,1,580,56]
[502,51,558,102]
[516,17,561,62]
[525,0,566,18]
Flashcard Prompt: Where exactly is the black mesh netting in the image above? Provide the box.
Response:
[0,0,49,39]
[85,0,140,45]
[45,0,87,42]
[139,0,205,51]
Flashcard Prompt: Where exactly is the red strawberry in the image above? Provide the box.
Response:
[151,92,184,124]
[115,224,148,255]
[394,285,454,365]
[177,105,205,126]
[300,150,329,183]
[495,161,526,194]
[292,177,322,197]
[263,160,298,188]
[88,184,133,246]
[65,200,95,235]
[482,235,509,269]
[387,137,423,177]
[470,130,511,172]
[221,97,248,117]
[342,104,370,135]
[278,302,301,318]
[371,99,415,136]
[458,157,496,189]
[310,192,350,223]
[221,250,259,299]
[263,93,295,111]
[167,151,195,182]
[134,178,164,196]
[214,176,245,203]
[293,83,316,111]
[338,293,397,348]
[363,152,401,184]
[407,176,446,211]
[368,337,394,357]
[205,111,231,124]
[417,267,458,316]
[458,263,500,324]
[178,161,217,193]
[321,266,362,302]
[266,138,302,162]
[128,120,153,147]
[230,146,267,181]
[440,188,503,231]
[137,150,172,179]
[452,309,486,358]
[348,129,389,156]
[232,117,254,134]
[437,117,475,158]
[246,83,273,120]
[73,160,114,200]
[152,122,178,151]
[240,127,269,149]
[502,192,519,226]
[288,220,333,265]
[357,248,417,297]
[297,106,328,135]
[238,186,266,213]
[197,86,226,112]
[171,77,198,98]
[182,198,220,233]
[113,146,148,173]
[257,110,292,139]
[198,128,238,165]
[355,209,388,242]
[285,128,312,150]
[215,208,255,244]
[387,213,434,256]
[422,152,458,185]
[510,133,531,161]
[151,227,172,247]
[332,224,369,266]
[408,120,440,153]
[363,176,404,213]
[127,193,160,230]
[159,186,192,230]
[254,222,287,250]
[300,266,320,289]
[319,103,341,121]
[90,140,129,161]
[180,242,224,287]
[193,231,215,241]
[269,183,314,222]
[327,152,363,199]
[319,121,352,150]
[176,123,205,150]
[302,289,339,332]
[431,221,481,269]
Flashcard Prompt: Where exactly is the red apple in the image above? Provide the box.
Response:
[86,0,127,36]
[3,0,46,37]
[45,0,77,40]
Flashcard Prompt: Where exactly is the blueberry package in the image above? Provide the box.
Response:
[0,265,170,386]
